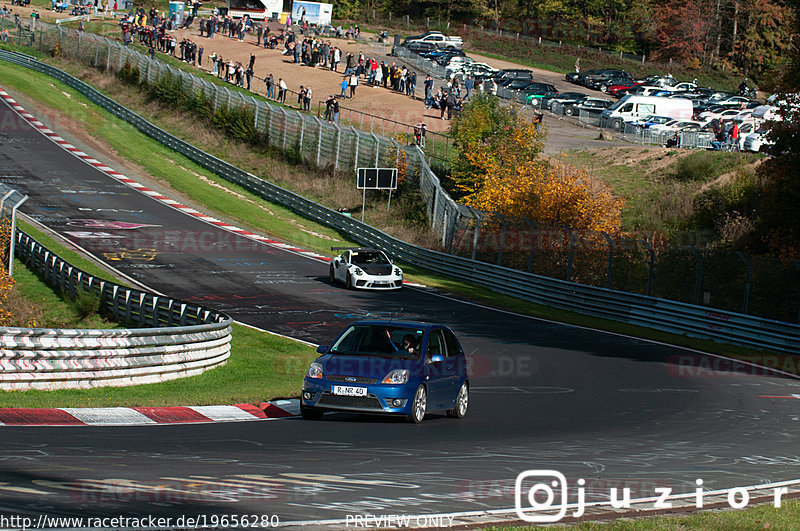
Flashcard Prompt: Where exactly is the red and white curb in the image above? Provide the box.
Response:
[0,399,301,426]
[0,89,331,263]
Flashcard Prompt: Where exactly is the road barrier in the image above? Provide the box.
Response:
[1,231,232,391]
[1,51,798,353]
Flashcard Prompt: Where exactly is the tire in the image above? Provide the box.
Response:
[600,85,608,93]
[611,118,623,131]
[345,272,353,290]
[300,402,324,420]
[408,385,427,423]
[446,382,469,419]
[564,106,574,116]
[329,265,336,284]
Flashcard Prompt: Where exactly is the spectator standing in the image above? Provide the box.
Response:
[349,72,358,98]
[303,86,312,111]
[245,64,253,90]
[278,77,287,103]
[424,75,434,108]
[464,75,474,99]
[340,76,348,98]
[265,73,274,98]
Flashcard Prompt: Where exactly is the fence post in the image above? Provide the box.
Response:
[334,124,341,172]
[352,127,360,169]
[315,117,324,166]
[735,251,752,315]
[252,96,259,129]
[281,108,289,150]
[469,207,482,262]
[298,113,305,153]
[601,231,613,289]
[371,132,380,167]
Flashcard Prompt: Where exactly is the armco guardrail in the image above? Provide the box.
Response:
[2,52,798,354]
[1,231,232,391]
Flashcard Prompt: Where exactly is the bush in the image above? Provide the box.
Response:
[118,61,140,86]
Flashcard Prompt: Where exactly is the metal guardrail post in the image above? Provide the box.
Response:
[735,251,752,315]
[641,240,655,297]
[564,225,575,282]
[496,212,507,266]
[686,246,703,305]
[524,219,536,273]
[601,231,613,289]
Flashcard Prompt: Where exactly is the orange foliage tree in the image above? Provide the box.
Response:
[450,94,624,232]
[0,220,14,326]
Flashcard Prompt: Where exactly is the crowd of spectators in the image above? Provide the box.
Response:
[119,9,465,126]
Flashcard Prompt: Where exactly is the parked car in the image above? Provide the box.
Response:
[586,74,635,92]
[601,94,694,130]
[404,31,463,49]
[628,115,674,130]
[493,69,534,84]
[329,247,403,290]
[648,119,703,133]
[582,69,632,88]
[562,96,613,116]
[517,83,558,104]
[404,41,438,54]
[567,69,599,85]
[461,62,499,80]
[301,320,470,423]
[547,91,589,110]
[608,80,643,97]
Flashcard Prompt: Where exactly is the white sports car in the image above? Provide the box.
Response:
[329,247,403,290]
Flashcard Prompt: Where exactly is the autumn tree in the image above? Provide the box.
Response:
[450,94,624,232]
[0,220,14,326]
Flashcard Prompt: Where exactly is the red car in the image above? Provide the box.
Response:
[608,81,642,97]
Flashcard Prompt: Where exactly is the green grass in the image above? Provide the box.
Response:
[3,221,316,408]
[485,499,800,529]
[0,49,795,412]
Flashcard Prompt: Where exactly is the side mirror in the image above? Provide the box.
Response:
[430,353,444,363]
[316,345,328,354]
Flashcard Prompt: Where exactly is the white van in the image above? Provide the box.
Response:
[601,95,694,130]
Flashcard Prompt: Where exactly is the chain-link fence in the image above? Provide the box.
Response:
[0,19,464,245]
[448,212,800,323]
[2,20,798,323]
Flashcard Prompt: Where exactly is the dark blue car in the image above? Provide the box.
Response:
[301,320,469,423]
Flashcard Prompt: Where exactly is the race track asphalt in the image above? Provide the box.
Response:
[1,90,800,527]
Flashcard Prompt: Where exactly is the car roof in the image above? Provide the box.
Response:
[351,319,442,330]
[331,247,384,253]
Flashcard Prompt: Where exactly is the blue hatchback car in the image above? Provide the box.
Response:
[301,320,469,423]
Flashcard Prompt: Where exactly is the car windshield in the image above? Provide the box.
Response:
[329,325,424,359]
[351,251,390,266]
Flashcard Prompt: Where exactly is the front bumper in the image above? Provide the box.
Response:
[302,379,414,415]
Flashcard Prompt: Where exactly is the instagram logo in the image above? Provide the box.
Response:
[514,470,568,523]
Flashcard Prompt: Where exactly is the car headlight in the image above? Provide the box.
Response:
[394,268,402,276]
[307,362,323,379]
[354,268,363,276]
[382,369,409,385]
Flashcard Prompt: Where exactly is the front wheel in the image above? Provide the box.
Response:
[345,272,353,290]
[564,106,574,116]
[447,382,469,419]
[611,118,623,131]
[408,385,427,423]
[329,265,336,284]
[600,85,608,93]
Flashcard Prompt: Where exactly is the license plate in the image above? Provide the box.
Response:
[332,385,367,397]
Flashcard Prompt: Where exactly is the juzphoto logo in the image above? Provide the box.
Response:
[514,470,569,523]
